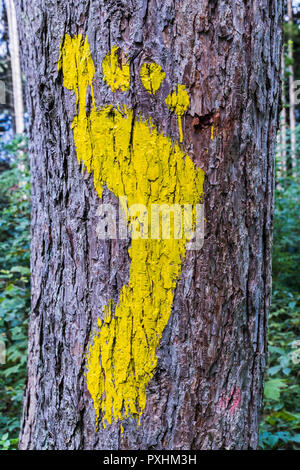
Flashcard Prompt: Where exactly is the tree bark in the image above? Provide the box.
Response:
[16,0,282,450]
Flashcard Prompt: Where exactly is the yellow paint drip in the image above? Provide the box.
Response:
[102,45,130,92]
[58,35,205,428]
[140,62,166,94]
[165,84,190,142]
[211,125,214,140]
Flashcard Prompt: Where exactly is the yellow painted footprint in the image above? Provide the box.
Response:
[58,34,205,429]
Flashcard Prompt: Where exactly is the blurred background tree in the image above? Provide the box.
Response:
[259,0,300,450]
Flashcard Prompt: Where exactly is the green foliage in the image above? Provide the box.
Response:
[260,287,300,449]
[272,179,300,291]
[0,433,18,450]
[283,22,299,42]
[260,145,300,449]
[0,136,30,450]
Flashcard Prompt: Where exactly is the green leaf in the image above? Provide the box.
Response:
[10,266,30,275]
[264,379,287,401]
[268,365,282,376]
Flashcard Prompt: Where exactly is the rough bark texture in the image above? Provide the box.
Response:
[16,0,282,450]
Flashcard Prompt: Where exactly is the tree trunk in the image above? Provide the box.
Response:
[5,0,24,134]
[279,48,287,184]
[287,0,297,177]
[16,0,282,450]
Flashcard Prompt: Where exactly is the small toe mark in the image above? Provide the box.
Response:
[165,84,190,142]
[140,62,166,95]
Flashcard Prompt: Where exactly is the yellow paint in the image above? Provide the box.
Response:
[140,62,166,94]
[165,84,190,142]
[211,125,214,140]
[58,34,205,428]
[102,45,130,92]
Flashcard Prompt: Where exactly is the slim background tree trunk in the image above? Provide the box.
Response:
[5,0,23,134]
[279,48,287,183]
[287,0,297,177]
[16,0,282,450]
[0,1,13,121]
